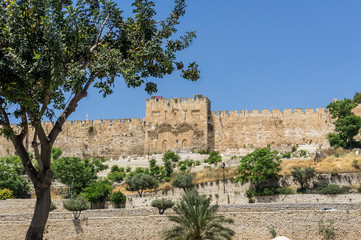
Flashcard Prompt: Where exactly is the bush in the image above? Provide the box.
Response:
[63,196,90,219]
[318,218,335,240]
[82,180,112,204]
[109,191,126,207]
[291,166,316,192]
[317,184,350,194]
[107,171,126,182]
[245,186,295,198]
[282,152,291,159]
[204,151,222,165]
[0,188,14,200]
[198,149,208,154]
[50,201,57,212]
[171,174,194,192]
[151,198,174,214]
[0,163,30,198]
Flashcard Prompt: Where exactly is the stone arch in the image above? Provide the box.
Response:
[162,140,168,150]
[181,139,188,149]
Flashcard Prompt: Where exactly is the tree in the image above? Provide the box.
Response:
[160,190,235,240]
[52,157,107,196]
[0,161,30,198]
[171,173,194,192]
[0,0,199,238]
[327,96,361,149]
[291,166,316,192]
[82,180,113,208]
[63,196,90,219]
[163,151,180,177]
[204,151,222,166]
[236,147,281,188]
[151,198,174,214]
[109,191,126,208]
[125,173,159,197]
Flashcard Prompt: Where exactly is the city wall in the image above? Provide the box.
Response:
[1,96,359,158]
[0,202,360,240]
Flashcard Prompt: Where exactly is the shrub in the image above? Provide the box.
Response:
[198,149,208,154]
[88,125,94,133]
[299,150,307,157]
[291,145,298,152]
[151,198,174,214]
[50,201,57,212]
[110,165,121,173]
[204,151,222,165]
[0,188,14,200]
[107,171,126,182]
[171,174,194,192]
[163,151,180,177]
[0,163,30,198]
[317,184,350,194]
[109,191,126,207]
[318,218,335,240]
[82,180,112,204]
[245,186,295,198]
[282,152,291,159]
[268,226,277,238]
[126,166,132,172]
[63,196,90,219]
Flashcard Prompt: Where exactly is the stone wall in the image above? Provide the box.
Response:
[0,201,360,240]
[1,96,361,158]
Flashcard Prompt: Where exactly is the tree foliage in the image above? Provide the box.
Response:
[163,151,180,177]
[171,173,194,192]
[0,188,14,200]
[63,196,90,219]
[0,0,199,236]
[125,173,159,197]
[291,167,316,192]
[151,198,174,214]
[236,147,281,188]
[326,95,361,149]
[160,190,235,240]
[52,157,108,196]
[82,180,112,204]
[0,161,29,198]
[109,191,126,207]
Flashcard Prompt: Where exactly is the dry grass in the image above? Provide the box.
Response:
[281,151,361,175]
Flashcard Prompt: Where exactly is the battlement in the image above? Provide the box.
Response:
[211,107,328,117]
[146,95,209,105]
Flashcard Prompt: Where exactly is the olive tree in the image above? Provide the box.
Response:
[125,173,159,197]
[0,0,199,238]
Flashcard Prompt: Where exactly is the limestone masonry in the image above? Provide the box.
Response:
[1,95,361,158]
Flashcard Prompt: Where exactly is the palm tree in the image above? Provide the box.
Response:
[161,190,235,240]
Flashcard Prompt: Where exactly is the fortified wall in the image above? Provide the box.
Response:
[1,95,359,158]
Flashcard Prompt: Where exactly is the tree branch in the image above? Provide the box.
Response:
[90,13,110,53]
[18,111,29,142]
[39,88,50,117]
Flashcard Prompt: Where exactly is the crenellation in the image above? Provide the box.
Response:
[1,96,357,158]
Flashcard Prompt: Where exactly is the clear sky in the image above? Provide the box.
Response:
[69,0,361,121]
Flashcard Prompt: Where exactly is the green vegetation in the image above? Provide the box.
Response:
[88,125,94,134]
[163,151,180,177]
[82,180,112,206]
[125,173,159,197]
[109,191,126,208]
[0,162,29,198]
[198,149,208,154]
[63,196,90,219]
[318,218,335,240]
[204,151,222,166]
[178,159,199,172]
[151,198,175,214]
[291,167,316,192]
[317,184,350,195]
[282,152,292,159]
[171,173,194,192]
[160,190,235,240]
[268,226,277,239]
[107,166,126,182]
[0,0,199,236]
[245,186,295,199]
[0,188,14,200]
[327,95,361,149]
[52,157,107,196]
[236,147,282,188]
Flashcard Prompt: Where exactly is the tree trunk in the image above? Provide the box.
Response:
[26,179,52,240]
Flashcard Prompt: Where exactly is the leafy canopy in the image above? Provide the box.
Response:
[52,157,108,196]
[63,196,90,219]
[0,161,29,198]
[125,173,159,197]
[236,147,282,187]
[291,166,316,192]
[151,198,174,215]
[82,180,112,204]
[171,173,194,192]
[326,93,361,149]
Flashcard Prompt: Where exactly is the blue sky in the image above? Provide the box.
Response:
[69,0,361,121]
